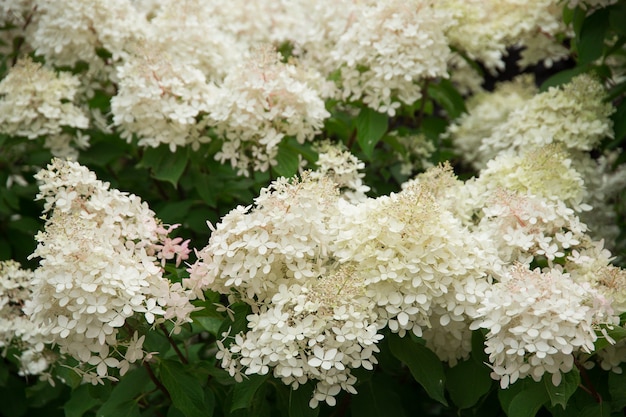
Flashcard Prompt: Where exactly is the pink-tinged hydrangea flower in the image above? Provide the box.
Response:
[210,45,329,176]
[24,158,195,383]
[470,264,617,389]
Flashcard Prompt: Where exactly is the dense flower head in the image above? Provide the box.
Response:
[27,0,146,69]
[470,264,615,389]
[190,173,384,405]
[477,189,589,265]
[211,46,330,175]
[479,74,614,156]
[0,260,52,377]
[24,158,195,383]
[0,57,89,158]
[439,0,566,71]
[310,142,370,203]
[330,0,452,115]
[476,144,587,210]
[111,43,216,151]
[145,0,246,80]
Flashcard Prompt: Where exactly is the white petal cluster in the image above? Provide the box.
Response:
[471,264,614,389]
[111,44,216,151]
[190,163,507,404]
[145,0,246,80]
[211,46,330,175]
[24,159,195,383]
[476,189,588,265]
[0,260,52,377]
[330,0,452,115]
[479,74,614,156]
[310,142,370,203]
[0,58,89,158]
[439,0,567,71]
[476,144,587,210]
[28,0,146,69]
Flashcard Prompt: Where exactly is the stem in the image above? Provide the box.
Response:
[575,359,602,403]
[143,361,170,399]
[160,323,188,364]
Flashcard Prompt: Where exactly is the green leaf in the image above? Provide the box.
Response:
[65,385,101,417]
[231,374,270,412]
[194,173,219,208]
[99,400,141,417]
[356,107,388,158]
[577,8,609,65]
[609,99,626,146]
[446,358,492,409]
[0,375,27,417]
[608,371,626,410]
[504,380,549,417]
[544,369,580,409]
[97,367,151,417]
[140,146,188,188]
[388,333,447,406]
[540,66,588,91]
[273,140,301,178]
[288,383,319,417]
[427,79,467,119]
[351,377,408,417]
[609,2,626,37]
[159,360,212,417]
[194,316,223,337]
[577,403,611,417]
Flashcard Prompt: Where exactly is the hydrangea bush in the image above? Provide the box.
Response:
[1,1,626,416]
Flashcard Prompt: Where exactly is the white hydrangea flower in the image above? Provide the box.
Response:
[0,260,53,377]
[470,264,616,389]
[310,142,370,203]
[329,0,452,115]
[145,0,246,80]
[0,57,89,158]
[439,0,566,71]
[111,43,216,151]
[190,173,383,406]
[334,171,501,349]
[479,74,614,156]
[24,158,195,382]
[476,144,587,210]
[477,189,588,265]
[210,45,330,176]
[28,0,147,69]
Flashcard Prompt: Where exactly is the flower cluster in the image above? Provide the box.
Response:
[0,260,52,377]
[471,264,615,388]
[24,159,195,383]
[211,46,330,175]
[440,0,567,71]
[111,44,216,151]
[0,57,89,158]
[330,0,452,115]
[190,162,507,404]
[478,74,614,156]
